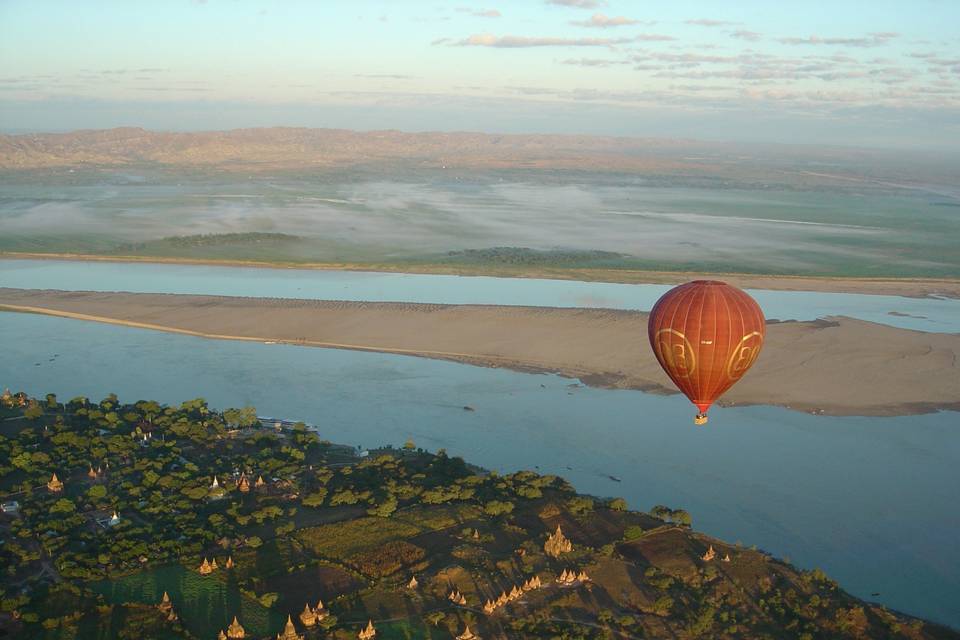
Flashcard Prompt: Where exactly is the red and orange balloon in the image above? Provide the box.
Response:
[648,281,765,424]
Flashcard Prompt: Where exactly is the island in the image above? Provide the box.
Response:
[1,389,956,639]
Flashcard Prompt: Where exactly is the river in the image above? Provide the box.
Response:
[1,258,959,332]
[1,308,958,627]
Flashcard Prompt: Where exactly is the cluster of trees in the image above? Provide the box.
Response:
[650,504,692,526]
[0,392,320,599]
[294,446,574,523]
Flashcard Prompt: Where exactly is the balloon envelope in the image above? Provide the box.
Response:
[647,280,765,419]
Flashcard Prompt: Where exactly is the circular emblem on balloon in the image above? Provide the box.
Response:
[647,281,766,424]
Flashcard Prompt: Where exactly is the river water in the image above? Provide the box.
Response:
[1,259,959,332]
[1,312,958,627]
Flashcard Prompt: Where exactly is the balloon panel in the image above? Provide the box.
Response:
[648,280,765,414]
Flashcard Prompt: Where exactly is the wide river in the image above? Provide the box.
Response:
[1,258,959,332]
[1,260,958,627]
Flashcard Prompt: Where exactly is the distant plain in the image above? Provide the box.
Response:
[2,129,959,279]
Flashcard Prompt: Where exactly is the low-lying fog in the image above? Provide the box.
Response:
[2,172,957,276]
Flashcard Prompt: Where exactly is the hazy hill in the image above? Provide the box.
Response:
[0,126,700,172]
[2,127,957,189]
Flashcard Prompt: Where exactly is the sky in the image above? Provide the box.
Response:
[1,0,959,149]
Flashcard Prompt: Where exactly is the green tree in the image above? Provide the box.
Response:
[567,496,594,515]
[608,497,628,511]
[483,500,514,516]
[368,495,398,518]
[24,403,43,421]
[651,504,672,521]
[50,498,76,514]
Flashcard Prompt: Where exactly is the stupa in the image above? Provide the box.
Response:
[358,620,377,639]
[226,616,245,639]
[47,473,64,493]
[276,615,303,640]
[456,624,479,639]
[544,525,572,557]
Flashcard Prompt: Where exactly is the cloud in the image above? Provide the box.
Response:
[457,7,501,18]
[355,74,415,80]
[730,29,762,42]
[560,57,630,67]
[778,33,899,47]
[453,33,634,47]
[571,13,646,28]
[685,19,736,27]
[546,0,605,7]
[634,33,675,42]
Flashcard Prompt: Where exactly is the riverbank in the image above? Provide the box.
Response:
[2,288,958,417]
[3,252,959,299]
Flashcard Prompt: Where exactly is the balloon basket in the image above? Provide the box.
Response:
[694,414,708,426]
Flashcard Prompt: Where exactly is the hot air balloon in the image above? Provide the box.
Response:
[648,280,765,425]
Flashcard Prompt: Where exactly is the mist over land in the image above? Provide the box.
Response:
[2,127,959,278]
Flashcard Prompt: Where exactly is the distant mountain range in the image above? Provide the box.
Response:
[2,127,956,190]
[0,126,702,172]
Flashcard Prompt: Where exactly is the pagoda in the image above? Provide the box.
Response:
[157,591,178,621]
[225,556,235,569]
[88,466,98,479]
[544,525,572,558]
[255,475,266,489]
[276,615,303,640]
[722,553,731,562]
[237,474,250,493]
[47,473,64,493]
[198,557,215,575]
[701,545,716,562]
[556,569,579,586]
[407,575,418,589]
[314,599,329,621]
[299,603,317,627]
[225,616,246,639]
[456,625,479,640]
[358,620,377,639]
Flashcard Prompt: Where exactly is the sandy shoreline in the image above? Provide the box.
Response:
[3,252,960,299]
[2,288,958,418]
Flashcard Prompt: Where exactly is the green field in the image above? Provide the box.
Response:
[89,565,283,639]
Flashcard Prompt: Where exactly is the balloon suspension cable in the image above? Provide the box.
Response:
[694,413,709,426]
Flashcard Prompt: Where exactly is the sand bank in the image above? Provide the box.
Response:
[1,288,958,417]
[3,253,959,299]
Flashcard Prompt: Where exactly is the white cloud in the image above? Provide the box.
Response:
[453,33,634,47]
[546,0,605,8]
[778,33,899,47]
[571,13,645,28]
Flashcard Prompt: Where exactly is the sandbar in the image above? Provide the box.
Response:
[1,288,958,417]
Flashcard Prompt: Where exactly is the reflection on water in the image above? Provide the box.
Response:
[1,311,958,628]
[2,259,959,332]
